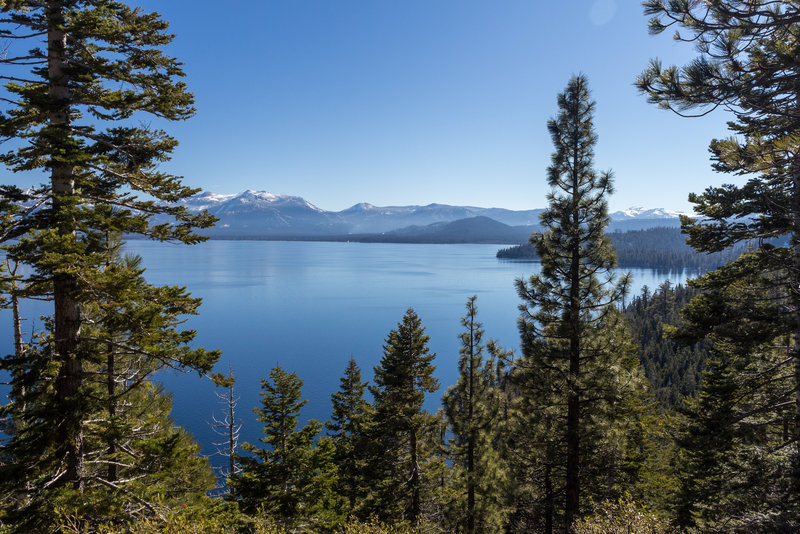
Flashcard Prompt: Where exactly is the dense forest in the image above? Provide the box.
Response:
[496,227,752,272]
[624,283,708,407]
[1,1,800,533]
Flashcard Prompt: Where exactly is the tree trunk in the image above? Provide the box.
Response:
[105,238,118,482]
[11,271,22,370]
[467,314,476,534]
[9,266,32,500]
[792,169,800,497]
[410,428,420,523]
[564,131,582,532]
[544,461,553,534]
[48,0,84,492]
[228,380,237,483]
[10,264,25,410]
[106,344,117,482]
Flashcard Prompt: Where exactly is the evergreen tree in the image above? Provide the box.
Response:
[675,338,795,531]
[513,75,648,532]
[624,283,709,407]
[667,272,797,531]
[0,237,217,531]
[418,407,451,528]
[497,227,748,272]
[0,0,218,527]
[637,0,800,504]
[230,366,342,531]
[442,296,510,533]
[369,309,439,525]
[326,357,374,518]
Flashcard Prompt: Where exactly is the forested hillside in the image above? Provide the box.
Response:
[497,227,751,272]
[624,283,708,407]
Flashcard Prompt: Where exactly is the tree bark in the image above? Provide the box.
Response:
[48,0,84,492]
[228,380,236,483]
[564,129,582,531]
[105,237,118,482]
[467,311,476,534]
[106,344,117,482]
[9,264,32,499]
[544,461,553,534]
[410,428,420,523]
[10,263,25,410]
[792,169,800,497]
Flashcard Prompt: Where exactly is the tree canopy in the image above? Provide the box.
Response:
[638,1,800,529]
[0,1,219,529]
[514,75,647,532]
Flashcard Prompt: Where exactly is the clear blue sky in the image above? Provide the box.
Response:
[57,2,750,212]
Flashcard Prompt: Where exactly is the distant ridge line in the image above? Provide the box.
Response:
[171,190,685,240]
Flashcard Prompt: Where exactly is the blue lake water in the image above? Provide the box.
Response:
[4,240,695,465]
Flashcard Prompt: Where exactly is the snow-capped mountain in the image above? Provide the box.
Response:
[177,190,348,236]
[610,207,689,220]
[181,190,323,214]
[177,190,683,238]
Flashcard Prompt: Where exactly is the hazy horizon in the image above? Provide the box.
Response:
[187,187,694,215]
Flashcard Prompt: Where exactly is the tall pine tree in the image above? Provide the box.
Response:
[1,238,217,531]
[326,357,374,518]
[369,308,439,525]
[442,296,509,533]
[230,366,342,530]
[514,75,647,532]
[669,271,796,531]
[638,0,800,524]
[0,1,218,528]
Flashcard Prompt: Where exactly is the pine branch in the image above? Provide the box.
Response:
[90,476,166,520]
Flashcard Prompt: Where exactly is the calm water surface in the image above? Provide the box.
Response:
[6,240,694,462]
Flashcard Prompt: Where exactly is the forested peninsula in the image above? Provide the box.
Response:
[497,227,753,272]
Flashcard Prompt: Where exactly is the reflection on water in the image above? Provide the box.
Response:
[0,240,697,463]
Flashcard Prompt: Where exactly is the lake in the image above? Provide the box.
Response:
[4,240,695,465]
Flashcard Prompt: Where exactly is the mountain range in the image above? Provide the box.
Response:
[177,190,687,241]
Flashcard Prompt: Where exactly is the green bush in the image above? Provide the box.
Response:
[338,519,429,534]
[572,496,679,534]
[55,500,282,534]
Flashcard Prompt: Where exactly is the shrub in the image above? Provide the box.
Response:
[572,496,678,534]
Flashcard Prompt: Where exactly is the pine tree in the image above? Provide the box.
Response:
[369,308,439,525]
[666,270,797,531]
[326,357,374,518]
[623,283,709,407]
[0,0,218,528]
[442,296,509,533]
[675,338,795,532]
[514,75,647,532]
[230,366,342,530]
[1,238,217,531]
[637,0,800,506]
[0,1,218,526]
